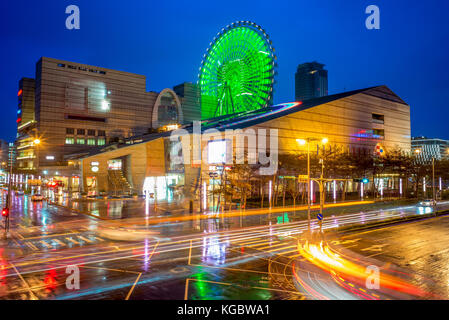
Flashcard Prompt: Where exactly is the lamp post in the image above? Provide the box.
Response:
[296,137,328,233]
[415,148,436,204]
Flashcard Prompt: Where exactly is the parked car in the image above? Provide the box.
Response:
[16,190,25,195]
[418,199,436,207]
[31,194,44,201]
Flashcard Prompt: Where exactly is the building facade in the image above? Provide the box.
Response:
[77,85,411,197]
[412,137,449,163]
[295,61,328,101]
[14,57,195,191]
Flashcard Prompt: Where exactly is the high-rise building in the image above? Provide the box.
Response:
[0,140,9,170]
[173,82,200,124]
[412,137,449,163]
[14,57,194,181]
[295,61,328,101]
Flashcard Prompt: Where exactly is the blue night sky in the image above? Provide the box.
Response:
[1,0,448,142]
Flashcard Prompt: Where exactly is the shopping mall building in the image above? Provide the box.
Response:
[72,85,411,198]
[13,57,199,191]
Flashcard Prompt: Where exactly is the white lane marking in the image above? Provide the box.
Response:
[266,245,296,253]
[40,240,52,248]
[78,235,93,243]
[66,237,80,245]
[53,239,66,247]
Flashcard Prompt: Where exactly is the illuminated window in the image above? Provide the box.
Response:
[87,138,96,146]
[65,138,75,145]
[373,129,385,138]
[372,113,385,124]
[101,100,110,110]
[76,138,85,145]
[97,138,105,145]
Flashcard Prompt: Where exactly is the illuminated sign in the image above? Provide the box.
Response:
[207,140,227,164]
[107,159,122,170]
[91,166,99,172]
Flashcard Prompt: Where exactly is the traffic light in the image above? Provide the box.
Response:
[362,178,369,184]
[1,208,9,217]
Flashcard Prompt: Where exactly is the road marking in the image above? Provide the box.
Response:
[247,240,280,248]
[40,240,52,248]
[360,244,387,252]
[53,239,66,247]
[188,240,192,265]
[10,263,38,300]
[25,242,38,251]
[257,242,285,250]
[280,248,300,255]
[125,273,142,300]
[232,238,265,245]
[94,237,105,242]
[77,235,93,243]
[22,231,82,241]
[266,245,297,253]
[66,237,80,245]
[184,279,190,300]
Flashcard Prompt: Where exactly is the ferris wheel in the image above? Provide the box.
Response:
[198,21,277,119]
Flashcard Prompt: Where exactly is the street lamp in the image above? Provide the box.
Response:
[296,137,328,233]
[414,148,436,204]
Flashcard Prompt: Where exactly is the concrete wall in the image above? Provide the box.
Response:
[81,138,166,193]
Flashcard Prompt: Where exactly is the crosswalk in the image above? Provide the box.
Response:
[20,234,107,251]
[230,235,301,259]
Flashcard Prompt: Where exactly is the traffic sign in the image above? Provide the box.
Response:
[317,213,323,220]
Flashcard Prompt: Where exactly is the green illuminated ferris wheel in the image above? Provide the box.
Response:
[198,21,277,119]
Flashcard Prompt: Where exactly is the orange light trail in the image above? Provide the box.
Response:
[298,241,429,298]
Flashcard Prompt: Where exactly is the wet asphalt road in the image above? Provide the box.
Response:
[1,191,449,300]
[334,215,449,299]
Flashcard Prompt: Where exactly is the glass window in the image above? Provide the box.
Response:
[87,138,96,146]
[87,129,96,136]
[373,129,385,138]
[65,137,75,144]
[97,138,105,145]
[77,129,85,135]
[66,128,74,134]
[372,113,385,124]
[98,130,105,136]
[76,138,85,145]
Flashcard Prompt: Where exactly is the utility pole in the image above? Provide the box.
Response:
[3,147,13,238]
[319,158,324,234]
[307,141,311,233]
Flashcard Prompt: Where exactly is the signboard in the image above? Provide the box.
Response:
[298,175,308,182]
[317,213,323,221]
